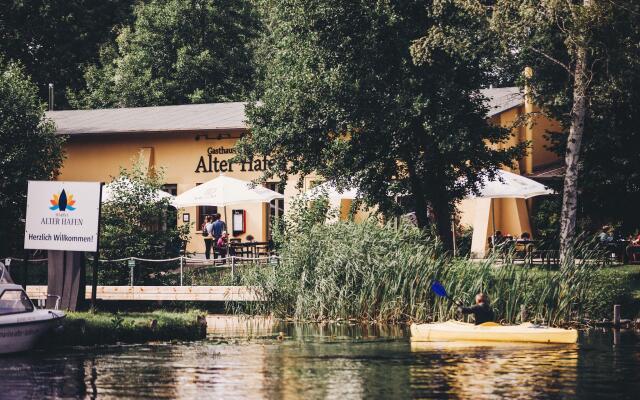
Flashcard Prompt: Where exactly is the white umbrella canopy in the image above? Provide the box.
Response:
[172,175,284,208]
[305,181,359,202]
[463,169,555,252]
[101,178,175,204]
[466,170,554,199]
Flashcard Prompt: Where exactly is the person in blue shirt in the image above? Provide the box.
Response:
[211,213,227,258]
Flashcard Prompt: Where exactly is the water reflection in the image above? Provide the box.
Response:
[0,318,638,399]
[410,342,578,399]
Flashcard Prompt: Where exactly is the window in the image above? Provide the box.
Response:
[0,289,34,315]
[197,206,218,230]
[161,184,178,196]
[193,183,218,230]
[266,182,285,239]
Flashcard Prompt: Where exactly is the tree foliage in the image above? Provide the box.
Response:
[69,0,260,108]
[239,0,525,247]
[99,162,190,284]
[0,0,135,108]
[0,60,65,256]
[493,0,640,235]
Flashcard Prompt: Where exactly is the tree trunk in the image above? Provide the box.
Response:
[430,199,454,251]
[406,158,430,230]
[559,4,590,264]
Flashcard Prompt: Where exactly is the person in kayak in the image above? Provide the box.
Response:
[458,293,495,325]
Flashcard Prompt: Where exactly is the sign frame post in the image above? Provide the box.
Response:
[91,182,104,310]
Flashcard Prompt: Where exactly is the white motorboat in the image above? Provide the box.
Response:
[0,263,65,354]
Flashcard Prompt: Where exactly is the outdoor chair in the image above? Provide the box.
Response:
[487,237,512,262]
[254,242,271,261]
[513,241,535,264]
[231,242,253,260]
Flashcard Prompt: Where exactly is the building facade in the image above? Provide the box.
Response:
[47,88,561,256]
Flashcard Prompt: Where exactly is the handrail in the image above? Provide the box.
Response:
[4,254,280,287]
[1,257,48,263]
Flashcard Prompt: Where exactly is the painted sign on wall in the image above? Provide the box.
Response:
[24,181,102,252]
[194,146,274,173]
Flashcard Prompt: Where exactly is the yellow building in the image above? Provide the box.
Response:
[47,87,561,256]
[459,87,561,257]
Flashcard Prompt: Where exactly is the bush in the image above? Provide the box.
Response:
[583,269,638,320]
[98,161,190,285]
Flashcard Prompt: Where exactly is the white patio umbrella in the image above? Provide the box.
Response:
[101,178,175,204]
[172,175,285,226]
[466,169,555,200]
[465,169,555,247]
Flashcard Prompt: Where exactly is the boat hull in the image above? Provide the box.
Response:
[0,311,65,354]
[410,321,578,344]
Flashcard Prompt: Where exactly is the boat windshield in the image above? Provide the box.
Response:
[0,289,34,315]
[0,263,14,284]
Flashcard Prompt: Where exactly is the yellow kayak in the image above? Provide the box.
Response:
[410,320,578,344]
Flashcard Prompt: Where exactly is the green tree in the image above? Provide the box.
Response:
[491,0,638,260]
[0,61,65,256]
[70,0,259,108]
[239,0,525,248]
[0,0,135,108]
[99,162,190,284]
[546,1,640,233]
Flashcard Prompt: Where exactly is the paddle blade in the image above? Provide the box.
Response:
[431,280,448,298]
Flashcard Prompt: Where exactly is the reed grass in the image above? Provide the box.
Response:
[239,218,621,326]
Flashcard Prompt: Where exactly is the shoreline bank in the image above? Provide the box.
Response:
[41,310,207,348]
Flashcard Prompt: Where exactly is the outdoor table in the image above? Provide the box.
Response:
[229,242,267,258]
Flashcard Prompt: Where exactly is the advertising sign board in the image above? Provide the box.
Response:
[24,181,102,252]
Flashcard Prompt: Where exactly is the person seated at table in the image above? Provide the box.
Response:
[626,232,640,262]
[217,232,231,258]
[515,232,535,256]
[491,231,505,246]
[245,234,255,243]
[599,225,618,253]
[458,293,495,325]
[599,226,614,243]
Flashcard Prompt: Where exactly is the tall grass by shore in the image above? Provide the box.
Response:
[239,213,628,325]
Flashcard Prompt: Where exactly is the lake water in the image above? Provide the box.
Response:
[0,318,638,399]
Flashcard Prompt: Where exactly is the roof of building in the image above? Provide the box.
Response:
[480,87,524,117]
[46,87,524,136]
[527,163,565,180]
[46,102,247,136]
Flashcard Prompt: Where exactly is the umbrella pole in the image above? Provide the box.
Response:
[491,199,497,248]
[224,205,230,261]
